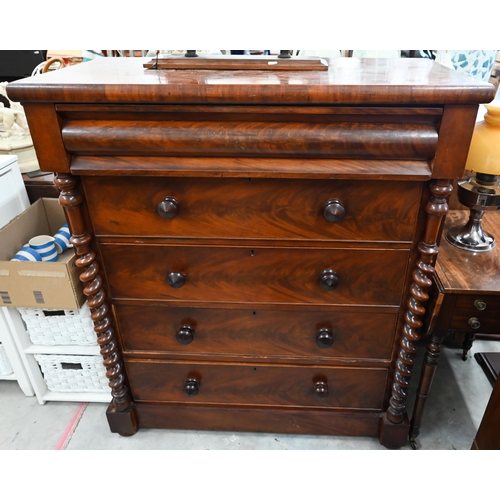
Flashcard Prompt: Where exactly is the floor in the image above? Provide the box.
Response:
[1,337,498,451]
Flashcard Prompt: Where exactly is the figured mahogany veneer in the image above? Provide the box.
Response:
[125,360,388,410]
[99,244,409,305]
[62,119,438,159]
[82,177,421,242]
[115,304,398,361]
[71,156,432,180]
[7,57,495,449]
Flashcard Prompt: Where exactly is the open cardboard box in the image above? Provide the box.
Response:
[0,198,85,309]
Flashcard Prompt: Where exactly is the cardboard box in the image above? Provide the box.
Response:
[0,198,85,309]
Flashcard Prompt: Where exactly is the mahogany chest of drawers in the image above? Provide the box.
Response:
[8,56,495,448]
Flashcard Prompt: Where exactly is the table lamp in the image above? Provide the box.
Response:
[446,100,500,252]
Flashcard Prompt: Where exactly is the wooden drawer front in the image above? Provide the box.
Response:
[83,177,420,242]
[449,295,500,332]
[116,304,397,360]
[126,360,388,410]
[62,118,438,159]
[101,245,409,306]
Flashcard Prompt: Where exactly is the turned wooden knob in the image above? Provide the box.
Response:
[323,199,346,222]
[316,328,334,348]
[184,378,200,396]
[469,317,481,330]
[176,325,194,344]
[167,272,186,288]
[319,269,339,291]
[314,381,329,400]
[157,197,179,219]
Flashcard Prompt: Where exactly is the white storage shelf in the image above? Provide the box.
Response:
[0,342,14,378]
[3,306,111,404]
[0,155,34,396]
[0,155,109,403]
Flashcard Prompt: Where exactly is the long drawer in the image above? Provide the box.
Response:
[115,304,398,360]
[83,177,421,242]
[100,244,409,305]
[125,360,388,410]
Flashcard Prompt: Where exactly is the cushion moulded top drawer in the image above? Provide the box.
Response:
[82,176,421,242]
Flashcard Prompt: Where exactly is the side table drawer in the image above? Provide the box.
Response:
[126,360,388,410]
[450,295,500,332]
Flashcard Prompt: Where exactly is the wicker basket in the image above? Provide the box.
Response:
[0,343,13,376]
[18,303,97,346]
[34,354,110,393]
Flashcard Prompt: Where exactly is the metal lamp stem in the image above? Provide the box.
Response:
[446,207,496,252]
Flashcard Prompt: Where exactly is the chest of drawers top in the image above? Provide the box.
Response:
[7,57,494,182]
[8,56,493,105]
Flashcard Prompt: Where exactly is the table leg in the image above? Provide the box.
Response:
[409,332,445,448]
[462,332,475,361]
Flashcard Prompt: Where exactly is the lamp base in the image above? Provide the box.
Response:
[446,230,495,252]
[446,208,496,252]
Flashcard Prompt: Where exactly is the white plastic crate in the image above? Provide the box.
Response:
[18,303,97,346]
[34,354,110,393]
[0,342,13,375]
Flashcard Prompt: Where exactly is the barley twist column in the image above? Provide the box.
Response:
[55,173,133,415]
[380,179,452,448]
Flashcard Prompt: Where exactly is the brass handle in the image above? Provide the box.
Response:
[319,269,339,291]
[316,328,334,348]
[474,300,487,311]
[314,381,329,401]
[176,325,194,345]
[157,197,179,219]
[184,378,200,396]
[323,199,346,223]
[469,317,481,330]
[167,272,186,288]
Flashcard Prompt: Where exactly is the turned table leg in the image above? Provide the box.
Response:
[462,332,475,361]
[409,332,445,448]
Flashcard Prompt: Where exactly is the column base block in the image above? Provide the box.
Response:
[106,402,139,437]
[379,413,411,449]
